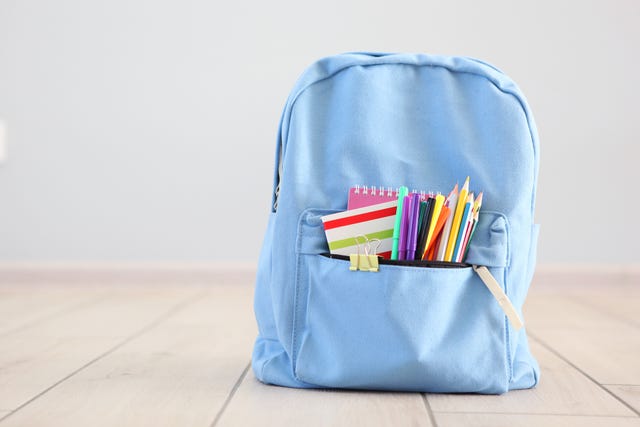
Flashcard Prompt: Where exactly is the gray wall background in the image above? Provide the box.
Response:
[0,0,638,264]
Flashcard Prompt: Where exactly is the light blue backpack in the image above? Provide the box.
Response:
[252,53,540,394]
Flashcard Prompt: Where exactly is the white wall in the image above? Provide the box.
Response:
[0,0,638,264]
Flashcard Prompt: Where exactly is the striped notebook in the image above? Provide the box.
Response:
[321,200,398,259]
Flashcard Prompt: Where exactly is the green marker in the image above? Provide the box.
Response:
[390,186,409,260]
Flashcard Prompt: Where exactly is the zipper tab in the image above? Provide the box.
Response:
[473,265,523,331]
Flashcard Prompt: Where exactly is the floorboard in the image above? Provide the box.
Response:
[434,413,640,427]
[216,371,432,427]
[0,286,109,336]
[0,285,254,427]
[0,285,202,417]
[525,293,640,385]
[0,268,638,427]
[605,386,640,415]
[427,340,635,416]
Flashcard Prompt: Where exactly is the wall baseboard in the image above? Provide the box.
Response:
[0,263,637,286]
[0,262,258,285]
[533,263,640,288]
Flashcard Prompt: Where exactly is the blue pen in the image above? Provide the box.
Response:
[406,192,421,260]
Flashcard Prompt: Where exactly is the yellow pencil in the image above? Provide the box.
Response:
[445,176,469,261]
[424,193,444,257]
[473,192,483,215]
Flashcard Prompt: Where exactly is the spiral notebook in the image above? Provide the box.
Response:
[347,185,433,210]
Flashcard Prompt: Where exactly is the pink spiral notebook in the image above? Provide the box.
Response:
[347,185,433,210]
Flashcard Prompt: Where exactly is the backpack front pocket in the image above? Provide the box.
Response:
[291,208,512,394]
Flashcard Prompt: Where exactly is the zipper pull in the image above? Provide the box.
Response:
[473,265,523,331]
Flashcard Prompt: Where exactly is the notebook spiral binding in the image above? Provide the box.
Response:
[348,185,437,210]
[352,185,436,199]
[353,185,398,197]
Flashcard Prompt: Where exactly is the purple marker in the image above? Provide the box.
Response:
[406,192,421,260]
[397,195,411,260]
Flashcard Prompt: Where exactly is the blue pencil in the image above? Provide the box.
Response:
[451,194,474,263]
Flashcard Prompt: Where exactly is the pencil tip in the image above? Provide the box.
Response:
[461,176,470,191]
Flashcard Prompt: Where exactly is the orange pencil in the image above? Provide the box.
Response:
[426,228,442,261]
[426,240,438,260]
[422,205,451,260]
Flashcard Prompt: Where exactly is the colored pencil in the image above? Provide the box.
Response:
[423,205,451,260]
[452,192,474,262]
[445,176,469,262]
[461,192,483,261]
[436,184,458,261]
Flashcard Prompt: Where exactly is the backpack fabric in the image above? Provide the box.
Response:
[252,52,540,394]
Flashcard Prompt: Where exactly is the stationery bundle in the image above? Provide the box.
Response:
[321,177,483,265]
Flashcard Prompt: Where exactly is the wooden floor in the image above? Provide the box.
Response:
[0,267,638,427]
